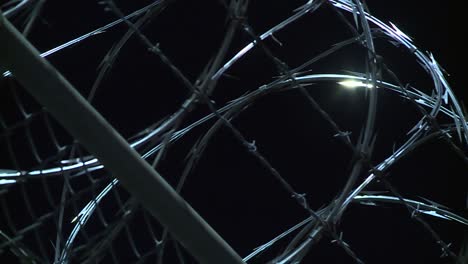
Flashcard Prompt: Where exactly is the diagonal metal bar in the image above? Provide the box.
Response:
[0,12,245,264]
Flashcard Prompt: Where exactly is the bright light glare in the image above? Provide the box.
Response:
[338,80,374,89]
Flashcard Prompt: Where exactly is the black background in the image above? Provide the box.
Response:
[1,1,467,263]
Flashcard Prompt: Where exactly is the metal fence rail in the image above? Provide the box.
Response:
[0,11,245,264]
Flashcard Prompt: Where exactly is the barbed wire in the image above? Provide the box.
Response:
[0,0,467,263]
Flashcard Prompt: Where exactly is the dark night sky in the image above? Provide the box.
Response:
[1,1,467,263]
